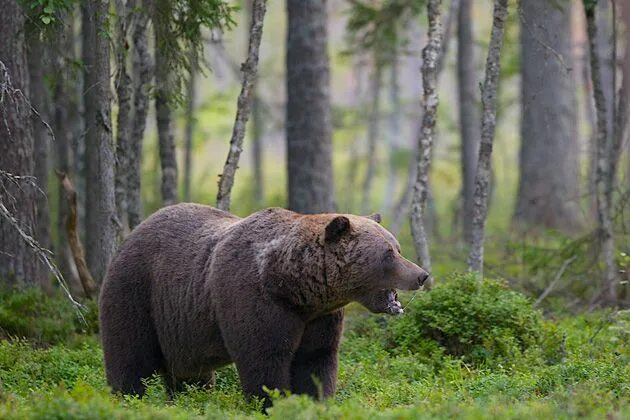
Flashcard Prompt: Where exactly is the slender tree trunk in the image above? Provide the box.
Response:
[389,0,458,235]
[382,50,401,214]
[183,59,196,203]
[458,0,480,243]
[585,4,615,304]
[248,0,264,206]
[52,13,79,285]
[216,0,267,211]
[0,0,45,286]
[82,0,117,285]
[286,0,334,213]
[410,0,443,272]
[514,0,582,233]
[27,30,51,283]
[128,0,151,229]
[114,0,134,236]
[154,2,178,207]
[467,0,508,274]
[361,59,383,214]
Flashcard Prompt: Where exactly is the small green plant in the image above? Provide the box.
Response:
[388,273,554,366]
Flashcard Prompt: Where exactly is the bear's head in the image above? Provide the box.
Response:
[323,213,431,315]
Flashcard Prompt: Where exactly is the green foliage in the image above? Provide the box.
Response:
[154,0,236,105]
[0,288,97,346]
[20,0,73,26]
[0,283,628,418]
[388,273,554,366]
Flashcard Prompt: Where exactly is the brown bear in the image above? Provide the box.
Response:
[99,203,430,408]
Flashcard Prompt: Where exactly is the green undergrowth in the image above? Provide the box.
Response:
[0,275,628,419]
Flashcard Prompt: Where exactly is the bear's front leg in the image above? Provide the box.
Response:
[290,309,344,399]
[221,301,305,410]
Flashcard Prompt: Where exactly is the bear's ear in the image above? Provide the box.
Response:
[325,216,351,243]
[365,213,382,224]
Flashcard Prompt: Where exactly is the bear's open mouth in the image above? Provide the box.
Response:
[385,289,403,315]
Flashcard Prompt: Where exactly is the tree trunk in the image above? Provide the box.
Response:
[82,0,117,285]
[0,0,45,286]
[114,0,134,236]
[389,0,458,235]
[249,0,264,206]
[457,0,480,243]
[514,0,582,233]
[52,13,79,286]
[216,0,267,211]
[467,0,509,274]
[410,0,443,272]
[154,5,179,207]
[286,0,334,214]
[382,51,401,214]
[585,1,628,305]
[183,59,196,203]
[361,59,383,215]
[128,0,151,229]
[27,30,51,283]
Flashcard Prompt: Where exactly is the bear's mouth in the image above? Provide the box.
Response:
[385,289,404,315]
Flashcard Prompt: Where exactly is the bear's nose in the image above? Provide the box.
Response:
[418,271,430,286]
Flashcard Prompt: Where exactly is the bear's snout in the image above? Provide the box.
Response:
[418,271,430,287]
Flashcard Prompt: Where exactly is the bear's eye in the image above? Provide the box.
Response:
[382,249,395,264]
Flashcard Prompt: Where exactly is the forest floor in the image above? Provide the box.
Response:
[0,275,628,419]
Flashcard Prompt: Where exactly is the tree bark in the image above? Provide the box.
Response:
[467,0,509,274]
[183,58,196,203]
[248,0,264,206]
[154,1,179,207]
[52,12,80,285]
[584,1,628,305]
[360,59,383,215]
[128,0,152,229]
[27,29,51,283]
[514,0,582,233]
[389,0,458,235]
[410,0,443,272]
[114,0,134,236]
[216,0,267,212]
[0,0,46,286]
[286,0,335,214]
[457,0,480,243]
[82,0,117,285]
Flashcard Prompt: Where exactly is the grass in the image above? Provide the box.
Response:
[0,276,628,419]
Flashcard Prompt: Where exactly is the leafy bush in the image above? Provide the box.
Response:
[389,273,554,366]
[0,287,97,346]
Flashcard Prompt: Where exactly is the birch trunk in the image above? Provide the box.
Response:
[457,0,480,243]
[410,0,443,272]
[154,14,179,207]
[128,0,151,229]
[183,61,196,203]
[114,0,134,236]
[467,0,509,274]
[216,0,267,211]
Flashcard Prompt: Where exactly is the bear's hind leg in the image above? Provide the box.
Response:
[100,276,163,396]
[290,310,344,399]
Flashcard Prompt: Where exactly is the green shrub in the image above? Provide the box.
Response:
[0,288,96,346]
[388,273,552,366]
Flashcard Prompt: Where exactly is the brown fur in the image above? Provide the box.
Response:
[99,203,429,408]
